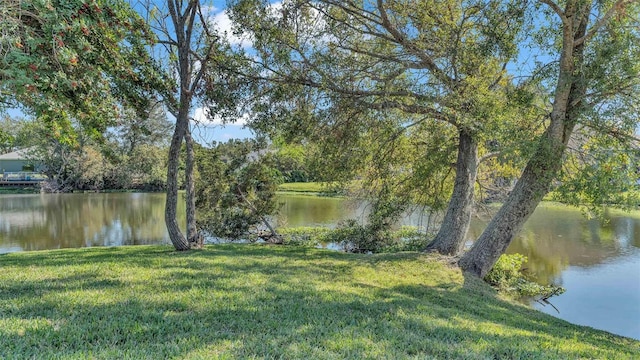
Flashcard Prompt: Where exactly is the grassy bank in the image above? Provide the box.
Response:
[278,182,348,196]
[0,187,40,194]
[0,245,637,359]
[277,181,328,193]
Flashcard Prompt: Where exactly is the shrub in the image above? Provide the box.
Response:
[277,224,430,253]
[278,227,332,246]
[485,254,565,300]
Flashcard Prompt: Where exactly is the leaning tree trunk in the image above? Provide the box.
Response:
[459,4,589,277]
[165,104,190,251]
[425,129,478,255]
[458,130,568,277]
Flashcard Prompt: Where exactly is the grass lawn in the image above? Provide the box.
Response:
[0,187,40,194]
[0,245,637,359]
[277,182,333,194]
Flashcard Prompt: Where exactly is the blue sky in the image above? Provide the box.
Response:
[189,124,253,146]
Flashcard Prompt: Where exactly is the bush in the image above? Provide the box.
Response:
[485,254,565,300]
[278,224,430,253]
[196,141,282,240]
[380,226,431,253]
[278,227,332,246]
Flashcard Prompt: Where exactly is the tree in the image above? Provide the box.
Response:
[230,0,535,255]
[141,0,216,250]
[0,116,19,154]
[13,118,103,192]
[0,0,168,144]
[459,0,640,277]
[271,140,312,183]
[100,101,172,190]
[195,139,282,240]
[114,101,172,156]
[143,0,250,250]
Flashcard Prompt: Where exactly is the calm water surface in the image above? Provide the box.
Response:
[0,192,638,339]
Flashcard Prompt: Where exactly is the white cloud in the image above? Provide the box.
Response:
[192,107,248,127]
[210,9,253,48]
[209,2,284,48]
[200,5,219,16]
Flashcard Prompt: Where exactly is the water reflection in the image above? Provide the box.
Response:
[276,195,364,227]
[468,205,640,286]
[468,204,640,339]
[0,193,184,252]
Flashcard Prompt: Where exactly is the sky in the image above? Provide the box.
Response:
[189,108,253,145]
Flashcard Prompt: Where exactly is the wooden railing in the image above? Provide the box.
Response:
[0,172,46,183]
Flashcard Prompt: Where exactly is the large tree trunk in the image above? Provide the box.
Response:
[458,129,568,276]
[425,129,478,255]
[185,126,201,248]
[164,0,201,251]
[165,107,190,251]
[459,2,589,277]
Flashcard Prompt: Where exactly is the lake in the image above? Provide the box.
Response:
[0,192,638,340]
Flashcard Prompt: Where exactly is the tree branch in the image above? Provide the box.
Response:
[538,0,569,27]
[574,0,634,46]
[477,151,501,165]
[375,0,456,90]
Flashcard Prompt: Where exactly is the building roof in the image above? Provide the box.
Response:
[0,148,33,160]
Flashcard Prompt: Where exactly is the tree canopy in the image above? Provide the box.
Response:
[0,0,170,143]
[229,0,544,255]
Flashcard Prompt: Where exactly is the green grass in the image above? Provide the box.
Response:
[277,182,332,193]
[0,245,637,359]
[0,186,40,194]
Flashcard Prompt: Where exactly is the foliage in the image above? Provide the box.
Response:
[196,140,283,239]
[100,144,169,191]
[380,226,434,253]
[231,0,543,258]
[552,131,640,215]
[278,225,430,253]
[271,141,312,183]
[113,102,172,156]
[0,0,170,143]
[126,145,168,191]
[485,254,566,300]
[5,115,170,192]
[0,124,15,154]
[0,115,34,154]
[0,245,636,359]
[277,182,328,193]
[74,145,107,190]
[277,226,333,246]
[336,220,430,254]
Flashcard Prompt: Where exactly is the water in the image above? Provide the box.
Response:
[0,193,182,251]
[469,205,640,340]
[0,192,638,340]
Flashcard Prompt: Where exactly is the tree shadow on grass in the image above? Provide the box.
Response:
[0,245,637,359]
